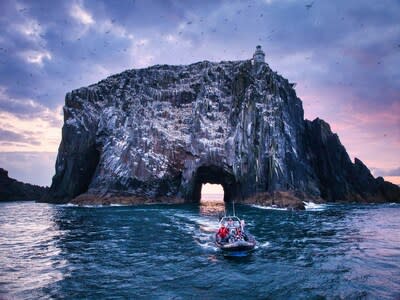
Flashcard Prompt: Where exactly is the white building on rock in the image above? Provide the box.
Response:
[253,45,265,63]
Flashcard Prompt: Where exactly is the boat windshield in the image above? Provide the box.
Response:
[220,216,241,228]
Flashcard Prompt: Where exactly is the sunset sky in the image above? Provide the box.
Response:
[0,0,399,187]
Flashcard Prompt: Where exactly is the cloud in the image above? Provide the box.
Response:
[15,17,44,42]
[0,86,60,121]
[70,1,94,25]
[0,127,40,146]
[371,167,400,177]
[9,6,52,66]
[0,128,27,142]
[19,49,52,66]
[0,151,57,186]
[0,86,62,152]
[0,110,62,152]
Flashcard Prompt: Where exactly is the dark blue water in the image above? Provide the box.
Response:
[0,201,399,299]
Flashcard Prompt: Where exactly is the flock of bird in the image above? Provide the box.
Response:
[0,0,397,106]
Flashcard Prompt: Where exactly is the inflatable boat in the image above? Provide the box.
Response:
[215,216,256,257]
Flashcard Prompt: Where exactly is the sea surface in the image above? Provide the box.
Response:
[0,200,399,299]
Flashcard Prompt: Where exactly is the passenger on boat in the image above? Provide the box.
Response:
[217,224,229,241]
[235,227,244,241]
[240,219,245,230]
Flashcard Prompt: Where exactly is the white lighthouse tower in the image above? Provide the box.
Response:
[253,45,265,63]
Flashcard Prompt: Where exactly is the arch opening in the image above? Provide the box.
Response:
[200,183,224,203]
[191,165,238,203]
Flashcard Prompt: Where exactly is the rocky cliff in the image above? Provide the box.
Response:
[0,168,48,201]
[42,59,400,206]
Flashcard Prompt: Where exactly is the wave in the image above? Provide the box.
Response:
[196,240,219,251]
[57,203,107,208]
[251,204,288,211]
[57,203,79,207]
[303,201,328,211]
[58,203,135,208]
[258,241,270,248]
[251,202,329,212]
[164,211,221,252]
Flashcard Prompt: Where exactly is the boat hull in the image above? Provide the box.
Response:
[215,238,256,256]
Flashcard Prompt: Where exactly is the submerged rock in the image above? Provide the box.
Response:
[241,191,318,211]
[0,168,48,201]
[42,52,400,205]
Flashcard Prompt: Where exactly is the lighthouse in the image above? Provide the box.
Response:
[253,45,265,63]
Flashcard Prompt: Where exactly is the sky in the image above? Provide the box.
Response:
[0,0,399,188]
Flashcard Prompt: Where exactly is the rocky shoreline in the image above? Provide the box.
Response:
[241,191,325,210]
[70,193,186,206]
[0,168,48,201]
[68,190,323,210]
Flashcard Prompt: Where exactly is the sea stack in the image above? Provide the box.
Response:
[41,46,400,207]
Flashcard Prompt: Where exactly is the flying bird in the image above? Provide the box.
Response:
[305,1,314,10]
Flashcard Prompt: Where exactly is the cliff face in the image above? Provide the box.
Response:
[0,168,48,201]
[43,60,400,204]
[304,119,399,202]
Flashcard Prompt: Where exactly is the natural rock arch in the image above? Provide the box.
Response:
[186,165,239,203]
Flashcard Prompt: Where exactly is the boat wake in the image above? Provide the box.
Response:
[258,241,270,249]
[164,211,219,251]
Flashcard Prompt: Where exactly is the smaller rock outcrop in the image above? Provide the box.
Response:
[303,118,400,202]
[0,168,48,201]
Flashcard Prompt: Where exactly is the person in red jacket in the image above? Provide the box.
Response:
[217,223,229,242]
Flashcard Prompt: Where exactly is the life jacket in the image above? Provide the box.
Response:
[218,226,228,238]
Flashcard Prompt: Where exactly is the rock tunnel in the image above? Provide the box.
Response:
[189,165,239,203]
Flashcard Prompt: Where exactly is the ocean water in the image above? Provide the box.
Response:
[0,201,399,299]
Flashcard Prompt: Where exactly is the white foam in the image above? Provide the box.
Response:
[57,203,106,208]
[258,241,270,248]
[303,201,327,211]
[164,211,222,252]
[251,204,287,211]
[196,241,218,251]
[57,203,78,207]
